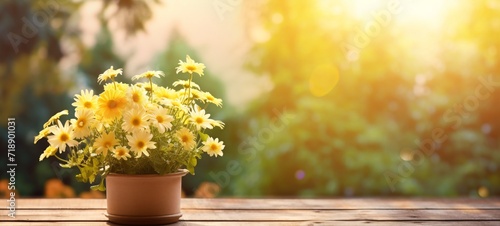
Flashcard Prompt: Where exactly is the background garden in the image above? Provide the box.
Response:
[1,0,499,198]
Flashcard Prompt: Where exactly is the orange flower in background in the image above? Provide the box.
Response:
[194,182,221,198]
[0,179,19,199]
[44,179,75,198]
[79,190,105,199]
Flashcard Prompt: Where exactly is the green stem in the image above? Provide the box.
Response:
[149,79,154,102]
[188,74,192,102]
[54,154,69,163]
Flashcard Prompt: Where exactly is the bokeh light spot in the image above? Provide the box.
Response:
[400,148,413,161]
[272,13,283,24]
[309,64,340,97]
[295,170,305,180]
[478,186,489,198]
[481,123,492,134]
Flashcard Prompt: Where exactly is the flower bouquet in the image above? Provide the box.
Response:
[34,55,225,191]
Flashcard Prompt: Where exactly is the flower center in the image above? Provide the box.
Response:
[156,116,164,123]
[117,149,125,156]
[107,100,117,109]
[77,119,86,128]
[186,65,196,71]
[132,93,140,102]
[132,118,141,126]
[104,141,112,148]
[60,133,69,142]
[137,141,145,149]
[181,135,189,142]
[196,117,204,124]
[84,102,92,108]
[210,144,218,151]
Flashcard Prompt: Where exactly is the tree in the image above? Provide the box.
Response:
[231,0,500,196]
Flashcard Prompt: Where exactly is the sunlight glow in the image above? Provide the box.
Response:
[347,0,384,20]
[342,0,456,28]
[309,64,340,97]
[396,0,455,28]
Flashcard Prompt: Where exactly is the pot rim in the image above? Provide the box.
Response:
[107,169,189,178]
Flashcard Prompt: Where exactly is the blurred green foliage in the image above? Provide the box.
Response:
[0,0,159,196]
[227,0,500,196]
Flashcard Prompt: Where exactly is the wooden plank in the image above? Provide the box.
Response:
[320,222,500,226]
[4,222,500,226]
[193,209,500,221]
[5,199,106,210]
[181,198,500,210]
[5,198,500,210]
[2,209,500,222]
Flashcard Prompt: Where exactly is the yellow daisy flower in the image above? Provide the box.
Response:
[39,146,58,161]
[150,106,174,134]
[135,82,159,93]
[93,132,118,156]
[175,55,206,76]
[97,88,127,122]
[127,130,156,158]
[71,109,95,139]
[155,87,178,100]
[132,70,165,81]
[176,127,196,150]
[193,89,203,100]
[127,85,148,106]
[168,99,189,113]
[209,119,225,129]
[189,107,213,130]
[98,66,123,84]
[43,110,69,128]
[34,127,53,144]
[201,137,224,157]
[104,82,129,93]
[122,107,149,133]
[173,80,201,89]
[72,89,98,111]
[47,120,78,153]
[204,92,223,107]
[183,89,205,101]
[112,146,132,160]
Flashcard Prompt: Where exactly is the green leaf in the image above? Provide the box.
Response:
[91,178,106,191]
[60,163,72,168]
[187,155,197,175]
[88,172,96,184]
[75,174,84,182]
[198,131,209,142]
[78,166,88,181]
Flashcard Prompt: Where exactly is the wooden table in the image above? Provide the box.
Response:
[2,198,500,225]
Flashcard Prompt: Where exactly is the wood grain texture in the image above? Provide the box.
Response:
[2,198,500,225]
[5,198,500,210]
[4,222,500,226]
[2,209,500,221]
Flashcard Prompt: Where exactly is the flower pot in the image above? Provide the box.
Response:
[105,170,188,225]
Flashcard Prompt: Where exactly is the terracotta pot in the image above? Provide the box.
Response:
[105,170,188,225]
